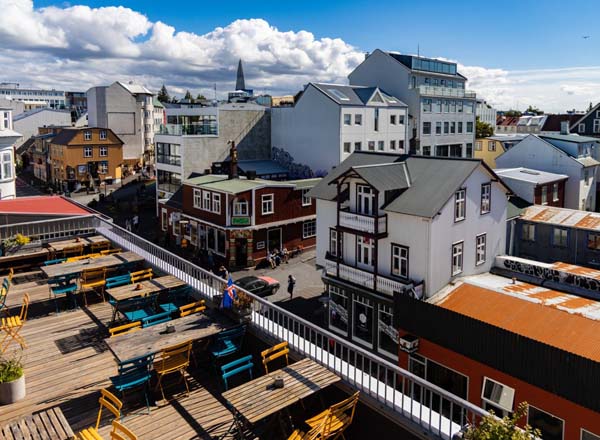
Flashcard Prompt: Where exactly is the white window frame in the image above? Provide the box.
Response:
[476,234,487,266]
[343,114,352,125]
[452,241,464,276]
[99,130,107,140]
[83,146,92,158]
[301,188,312,206]
[202,190,211,211]
[541,186,548,205]
[193,189,202,209]
[455,189,466,222]
[481,183,491,214]
[581,429,600,440]
[527,405,565,440]
[480,377,515,415]
[553,183,559,202]
[161,208,167,232]
[302,219,316,239]
[579,123,586,133]
[391,244,409,279]
[0,151,13,181]
[233,200,248,216]
[594,119,600,134]
[262,194,274,215]
[330,229,340,257]
[212,193,221,214]
[99,146,108,157]
[84,131,92,141]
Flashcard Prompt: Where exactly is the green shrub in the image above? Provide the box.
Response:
[0,353,24,383]
[464,402,541,440]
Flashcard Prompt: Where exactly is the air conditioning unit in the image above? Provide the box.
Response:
[399,334,419,353]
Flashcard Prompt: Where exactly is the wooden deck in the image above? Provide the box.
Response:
[1,271,237,440]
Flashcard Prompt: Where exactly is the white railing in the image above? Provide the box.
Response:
[2,216,489,439]
[417,85,476,99]
[339,210,387,235]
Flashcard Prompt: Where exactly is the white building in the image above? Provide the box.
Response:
[12,108,71,148]
[476,99,497,132]
[494,167,568,205]
[271,83,408,173]
[0,108,21,199]
[348,50,477,158]
[87,81,154,164]
[0,83,67,110]
[308,152,509,356]
[496,134,600,210]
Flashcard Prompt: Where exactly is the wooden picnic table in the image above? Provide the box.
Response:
[105,310,232,362]
[40,251,143,279]
[47,235,109,252]
[223,358,340,425]
[0,406,75,440]
[106,275,187,324]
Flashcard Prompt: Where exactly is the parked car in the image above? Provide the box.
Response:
[235,275,280,297]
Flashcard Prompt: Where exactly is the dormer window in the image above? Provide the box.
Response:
[84,131,92,141]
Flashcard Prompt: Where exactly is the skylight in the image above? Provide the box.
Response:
[328,89,350,101]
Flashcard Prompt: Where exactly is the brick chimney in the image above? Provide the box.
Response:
[228,140,238,179]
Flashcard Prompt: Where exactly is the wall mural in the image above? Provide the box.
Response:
[498,256,600,293]
[271,146,327,179]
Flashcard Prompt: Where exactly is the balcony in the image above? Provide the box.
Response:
[339,208,387,236]
[156,154,181,166]
[324,255,423,297]
[416,85,476,99]
[157,123,218,136]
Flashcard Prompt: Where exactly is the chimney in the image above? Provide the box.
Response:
[364,52,370,60]
[560,120,570,135]
[228,140,238,180]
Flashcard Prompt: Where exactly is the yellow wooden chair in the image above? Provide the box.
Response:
[304,392,360,439]
[62,245,84,258]
[8,268,14,283]
[66,253,102,263]
[110,421,138,440]
[288,411,332,440]
[91,242,110,253]
[78,389,123,440]
[108,321,142,337]
[80,268,107,305]
[154,340,193,402]
[0,293,29,354]
[261,341,290,374]
[179,300,206,317]
[101,248,122,256]
[130,268,152,283]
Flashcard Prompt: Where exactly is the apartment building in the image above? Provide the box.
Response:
[476,98,497,131]
[395,271,600,440]
[87,81,154,165]
[0,107,21,199]
[0,83,67,110]
[495,167,568,207]
[496,134,600,210]
[48,127,123,191]
[348,49,477,158]
[308,152,509,357]
[271,83,408,173]
[571,103,600,138]
[155,102,271,203]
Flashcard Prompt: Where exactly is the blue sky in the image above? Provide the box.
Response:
[2,0,600,111]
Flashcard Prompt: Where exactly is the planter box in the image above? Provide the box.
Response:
[0,374,26,405]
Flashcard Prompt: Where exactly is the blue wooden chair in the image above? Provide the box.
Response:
[221,355,254,390]
[158,286,192,314]
[106,274,132,289]
[141,311,172,328]
[44,258,66,266]
[210,326,246,371]
[109,354,154,414]
[121,297,156,323]
[48,274,78,313]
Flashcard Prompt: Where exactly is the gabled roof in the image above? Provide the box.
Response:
[12,107,70,122]
[116,81,152,95]
[310,83,406,107]
[541,114,581,132]
[540,133,600,144]
[570,102,600,129]
[309,152,507,218]
[50,128,123,146]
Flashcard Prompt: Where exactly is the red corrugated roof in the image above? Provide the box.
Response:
[0,196,91,216]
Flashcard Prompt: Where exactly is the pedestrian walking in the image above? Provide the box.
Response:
[287,274,296,299]
[132,214,139,232]
[125,218,131,231]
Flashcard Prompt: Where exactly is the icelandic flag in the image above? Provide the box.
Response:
[222,276,237,309]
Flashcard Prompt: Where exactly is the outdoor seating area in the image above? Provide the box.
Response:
[0,231,359,439]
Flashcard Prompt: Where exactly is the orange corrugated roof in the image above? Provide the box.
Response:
[439,283,600,362]
[0,196,91,216]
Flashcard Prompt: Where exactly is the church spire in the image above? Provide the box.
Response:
[235,59,246,91]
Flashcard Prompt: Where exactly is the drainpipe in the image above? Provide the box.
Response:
[508,219,515,256]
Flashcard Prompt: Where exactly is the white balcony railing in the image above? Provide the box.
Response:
[339,210,387,235]
[417,85,476,99]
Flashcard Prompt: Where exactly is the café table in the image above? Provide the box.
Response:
[0,406,75,440]
[40,251,143,279]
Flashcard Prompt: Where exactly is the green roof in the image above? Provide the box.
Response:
[507,195,531,220]
[184,175,321,194]
[184,175,228,186]
[152,97,165,108]
[540,133,600,143]
[287,178,321,189]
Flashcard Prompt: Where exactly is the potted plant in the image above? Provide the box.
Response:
[0,234,40,256]
[233,291,254,323]
[0,351,26,405]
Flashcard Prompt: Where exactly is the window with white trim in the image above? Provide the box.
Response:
[541,186,548,205]
[579,123,586,133]
[527,406,564,440]
[233,200,248,216]
[84,131,92,141]
[481,377,515,418]
[476,234,486,265]
[303,220,316,238]
[553,183,559,202]
[99,146,108,157]
[161,208,167,231]
[202,190,211,211]
[0,151,13,180]
[193,189,202,209]
[481,183,491,214]
[522,223,535,241]
[98,161,108,174]
[329,228,341,257]
[83,146,92,158]
[262,194,274,215]
[594,119,600,134]
[452,242,463,275]
[99,130,107,140]
[391,244,408,278]
[302,188,312,206]
[212,193,221,214]
[582,429,600,440]
[343,114,351,125]
[455,189,466,221]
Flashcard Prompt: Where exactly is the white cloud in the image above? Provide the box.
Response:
[0,0,599,112]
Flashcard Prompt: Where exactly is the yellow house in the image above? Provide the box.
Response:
[474,135,526,168]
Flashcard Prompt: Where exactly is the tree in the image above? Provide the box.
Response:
[170,96,179,104]
[157,84,170,103]
[184,90,193,101]
[196,94,206,101]
[476,117,494,138]
[589,102,594,112]
[526,105,544,115]
[464,402,541,440]
[504,110,522,117]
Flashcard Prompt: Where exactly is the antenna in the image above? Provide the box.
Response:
[214,83,217,101]
[417,44,420,59]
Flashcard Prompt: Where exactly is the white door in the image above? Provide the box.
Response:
[356,236,374,269]
[357,185,374,215]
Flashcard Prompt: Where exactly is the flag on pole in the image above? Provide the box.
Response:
[222,276,237,309]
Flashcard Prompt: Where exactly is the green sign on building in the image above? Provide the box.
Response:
[231,217,250,226]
